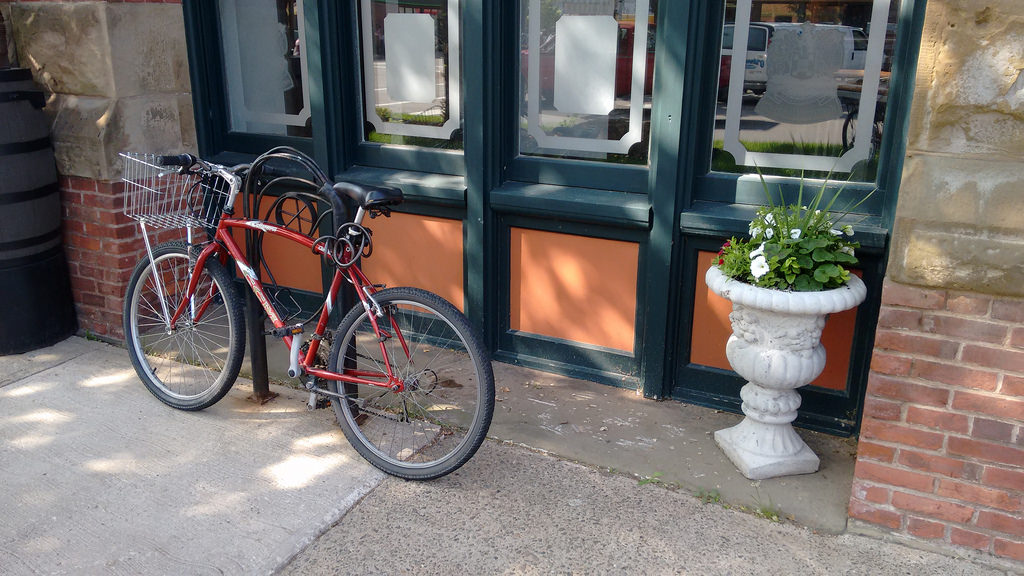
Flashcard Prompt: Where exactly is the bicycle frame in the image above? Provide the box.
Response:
[164,216,411,393]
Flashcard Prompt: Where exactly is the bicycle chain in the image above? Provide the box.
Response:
[299,331,332,369]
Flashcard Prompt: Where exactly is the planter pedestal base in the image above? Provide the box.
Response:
[714,417,819,480]
[704,267,866,481]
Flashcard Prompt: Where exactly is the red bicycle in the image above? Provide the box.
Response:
[119,147,494,480]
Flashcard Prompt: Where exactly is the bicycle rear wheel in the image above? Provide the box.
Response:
[842,106,883,154]
[327,287,494,480]
[123,241,245,411]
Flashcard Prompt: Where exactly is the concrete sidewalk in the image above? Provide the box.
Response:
[1,337,1015,575]
[282,442,1011,575]
[250,336,863,535]
[0,337,383,575]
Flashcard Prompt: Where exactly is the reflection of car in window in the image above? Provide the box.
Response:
[522,19,656,103]
[720,23,868,95]
[720,23,773,94]
[614,21,656,96]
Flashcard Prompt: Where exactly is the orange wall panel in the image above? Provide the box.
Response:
[814,298,858,391]
[226,199,464,307]
[692,250,857,391]
[510,228,638,353]
[242,196,324,293]
[225,195,324,293]
[359,212,465,311]
[257,231,324,293]
[691,253,735,371]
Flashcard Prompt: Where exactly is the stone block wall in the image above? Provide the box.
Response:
[3,0,194,339]
[849,0,1024,566]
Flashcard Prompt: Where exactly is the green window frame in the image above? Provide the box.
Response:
[182,1,322,160]
[501,1,662,194]
[325,1,467,178]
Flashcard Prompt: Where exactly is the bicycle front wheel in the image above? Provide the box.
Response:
[123,241,246,411]
[327,287,494,480]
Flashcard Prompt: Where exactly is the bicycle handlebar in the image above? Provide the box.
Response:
[149,147,351,230]
[156,154,197,168]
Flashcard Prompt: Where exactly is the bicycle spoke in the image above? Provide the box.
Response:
[126,245,242,408]
[354,326,392,380]
[329,288,493,479]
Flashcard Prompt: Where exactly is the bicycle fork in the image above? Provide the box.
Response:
[139,223,202,334]
[138,220,174,333]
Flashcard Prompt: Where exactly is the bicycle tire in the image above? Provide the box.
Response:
[123,241,246,411]
[327,287,495,480]
[842,107,884,154]
[842,108,857,151]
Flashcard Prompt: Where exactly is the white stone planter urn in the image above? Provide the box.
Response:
[705,266,867,480]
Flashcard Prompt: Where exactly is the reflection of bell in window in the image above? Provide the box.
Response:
[755,23,844,124]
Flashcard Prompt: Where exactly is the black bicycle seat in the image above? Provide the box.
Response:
[332,182,404,211]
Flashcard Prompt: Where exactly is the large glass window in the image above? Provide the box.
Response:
[218,0,311,138]
[358,0,463,150]
[518,0,659,165]
[712,0,899,180]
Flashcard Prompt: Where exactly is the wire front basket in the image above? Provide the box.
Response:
[121,152,230,229]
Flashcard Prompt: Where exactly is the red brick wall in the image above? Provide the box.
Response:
[60,177,146,340]
[61,175,189,341]
[851,279,1024,563]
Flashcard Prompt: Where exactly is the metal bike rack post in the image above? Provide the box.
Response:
[245,227,276,404]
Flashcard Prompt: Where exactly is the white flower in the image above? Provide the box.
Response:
[830,228,843,236]
[750,255,770,279]
[843,224,854,236]
[764,213,776,225]
[749,242,766,258]
[840,245,855,256]
[790,228,802,240]
[749,224,762,237]
[765,228,775,239]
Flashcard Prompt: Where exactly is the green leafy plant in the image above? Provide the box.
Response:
[697,488,722,504]
[754,502,781,522]
[715,172,871,292]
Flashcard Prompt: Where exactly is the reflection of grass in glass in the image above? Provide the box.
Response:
[522,117,652,166]
[603,153,647,165]
[711,140,879,181]
[525,148,648,165]
[367,131,464,150]
[369,108,461,149]
[375,107,446,126]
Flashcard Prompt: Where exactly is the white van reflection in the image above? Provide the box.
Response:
[721,23,868,94]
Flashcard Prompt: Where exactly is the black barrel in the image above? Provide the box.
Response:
[0,68,77,354]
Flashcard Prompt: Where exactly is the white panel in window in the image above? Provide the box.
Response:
[384,14,436,104]
[219,0,311,135]
[721,0,891,173]
[553,16,617,115]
